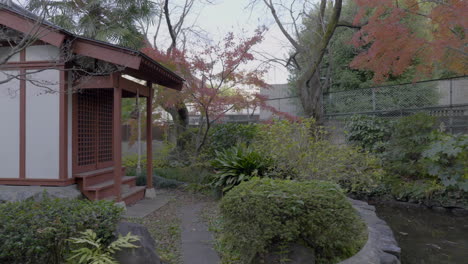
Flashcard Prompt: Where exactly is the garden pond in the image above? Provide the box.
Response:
[374,204,468,264]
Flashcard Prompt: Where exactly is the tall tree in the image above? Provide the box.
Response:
[142,29,271,153]
[251,0,348,120]
[350,0,467,83]
[147,0,214,149]
[27,0,156,49]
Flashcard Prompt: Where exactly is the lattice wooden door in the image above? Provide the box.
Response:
[75,89,114,172]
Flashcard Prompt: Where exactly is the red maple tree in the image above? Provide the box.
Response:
[350,0,467,83]
[142,28,292,151]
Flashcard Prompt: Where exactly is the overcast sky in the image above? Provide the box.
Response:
[195,0,291,85]
[148,0,293,85]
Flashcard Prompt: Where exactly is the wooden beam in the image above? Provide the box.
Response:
[74,75,113,89]
[119,77,149,97]
[0,178,75,186]
[112,73,123,201]
[73,40,141,70]
[146,82,153,189]
[0,10,66,47]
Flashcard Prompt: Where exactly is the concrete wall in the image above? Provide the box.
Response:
[437,78,468,106]
[0,71,20,178]
[260,84,302,120]
[25,69,60,179]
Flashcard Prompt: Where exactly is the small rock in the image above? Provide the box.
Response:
[115,222,164,264]
[145,188,157,199]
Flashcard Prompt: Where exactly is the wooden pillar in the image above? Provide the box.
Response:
[58,69,68,179]
[19,49,26,179]
[113,74,122,200]
[146,82,153,189]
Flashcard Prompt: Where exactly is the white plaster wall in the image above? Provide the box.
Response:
[0,71,20,178]
[0,47,20,62]
[26,70,60,179]
[26,45,60,61]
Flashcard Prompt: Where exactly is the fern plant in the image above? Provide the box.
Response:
[67,229,139,264]
[211,145,272,193]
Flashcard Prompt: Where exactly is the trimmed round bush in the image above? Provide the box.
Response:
[219,178,366,264]
[0,196,123,264]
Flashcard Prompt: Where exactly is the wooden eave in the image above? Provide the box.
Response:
[0,6,184,90]
[0,8,66,47]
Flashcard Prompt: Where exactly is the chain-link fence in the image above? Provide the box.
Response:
[323,76,468,144]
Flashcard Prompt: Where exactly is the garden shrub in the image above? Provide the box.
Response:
[123,141,174,171]
[0,196,123,264]
[136,175,185,189]
[345,114,392,152]
[206,123,258,154]
[422,133,468,191]
[380,113,436,178]
[154,166,214,184]
[252,119,383,193]
[219,178,366,264]
[211,145,272,192]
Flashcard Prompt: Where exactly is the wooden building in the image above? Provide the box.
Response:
[0,2,184,204]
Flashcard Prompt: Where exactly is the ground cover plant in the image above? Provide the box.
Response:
[0,196,123,264]
[67,229,139,264]
[218,178,366,264]
[346,113,468,192]
[211,145,272,193]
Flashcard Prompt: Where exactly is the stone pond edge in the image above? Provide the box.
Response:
[339,198,401,264]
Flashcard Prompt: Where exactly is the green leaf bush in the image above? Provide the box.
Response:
[211,145,272,192]
[218,178,366,264]
[207,123,258,154]
[381,113,436,178]
[0,197,123,264]
[345,114,392,152]
[252,119,383,193]
[345,113,468,191]
[422,133,468,191]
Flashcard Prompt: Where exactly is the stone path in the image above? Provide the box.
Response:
[125,189,175,218]
[180,202,220,264]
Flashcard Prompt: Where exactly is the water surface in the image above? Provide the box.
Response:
[374,204,468,264]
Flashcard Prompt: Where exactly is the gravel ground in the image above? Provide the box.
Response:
[129,188,218,264]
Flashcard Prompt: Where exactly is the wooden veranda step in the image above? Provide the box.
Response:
[74,167,126,188]
[85,176,136,191]
[83,176,136,201]
[74,167,115,178]
[104,186,146,206]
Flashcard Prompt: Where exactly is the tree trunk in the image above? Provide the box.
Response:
[296,0,342,121]
[163,105,189,150]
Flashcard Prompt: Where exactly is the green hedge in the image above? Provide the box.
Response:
[219,178,366,264]
[0,196,123,264]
